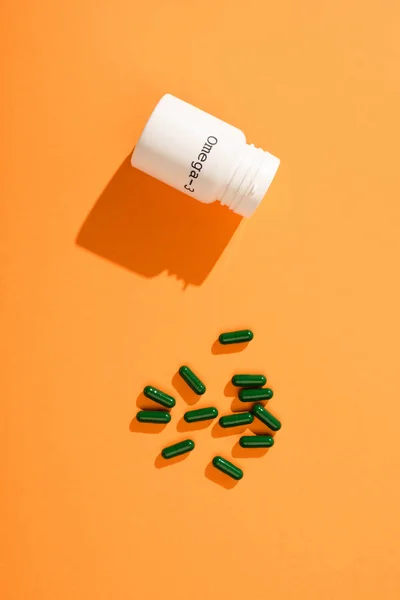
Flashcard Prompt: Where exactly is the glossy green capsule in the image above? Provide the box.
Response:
[212,456,243,480]
[184,407,218,423]
[161,439,195,459]
[218,329,254,345]
[136,410,171,424]
[179,365,206,395]
[239,435,274,448]
[239,387,274,402]
[232,374,267,387]
[252,403,281,431]
[219,412,254,428]
[143,385,176,408]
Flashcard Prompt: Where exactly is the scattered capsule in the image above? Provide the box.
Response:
[232,374,267,387]
[239,435,274,448]
[184,407,218,423]
[218,329,254,345]
[219,412,254,428]
[136,410,171,424]
[179,365,206,395]
[212,456,243,480]
[252,403,281,431]
[143,385,176,408]
[161,439,195,459]
[239,387,274,402]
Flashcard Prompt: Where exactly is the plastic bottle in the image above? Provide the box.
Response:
[131,94,280,218]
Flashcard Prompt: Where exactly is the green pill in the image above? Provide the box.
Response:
[239,435,274,448]
[218,329,254,345]
[239,387,274,402]
[143,386,176,409]
[219,412,254,428]
[179,365,206,395]
[161,439,195,459]
[136,410,171,424]
[232,374,267,387]
[212,456,243,480]
[252,403,281,431]
[184,407,218,423]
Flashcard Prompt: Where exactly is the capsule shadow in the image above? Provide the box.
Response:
[211,340,249,355]
[129,416,168,434]
[232,398,270,413]
[176,416,213,433]
[172,371,200,406]
[154,451,191,468]
[230,397,252,412]
[211,421,249,438]
[249,407,282,436]
[136,391,160,410]
[231,441,270,459]
[249,420,278,437]
[204,461,239,489]
[224,380,237,397]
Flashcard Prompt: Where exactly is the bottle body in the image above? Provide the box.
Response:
[131,94,279,217]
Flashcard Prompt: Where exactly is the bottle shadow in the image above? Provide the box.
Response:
[76,156,241,287]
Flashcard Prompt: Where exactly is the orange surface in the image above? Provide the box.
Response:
[2,1,400,599]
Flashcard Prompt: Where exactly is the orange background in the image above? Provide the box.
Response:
[2,1,400,599]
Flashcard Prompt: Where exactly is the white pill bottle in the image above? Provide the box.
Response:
[131,94,280,218]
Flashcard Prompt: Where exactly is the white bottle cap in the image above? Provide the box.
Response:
[220,145,280,218]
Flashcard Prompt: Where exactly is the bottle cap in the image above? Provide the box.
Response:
[233,148,280,217]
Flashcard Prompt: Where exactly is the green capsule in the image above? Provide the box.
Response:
[239,387,274,402]
[161,439,195,459]
[239,435,274,448]
[143,385,176,409]
[184,407,218,423]
[212,456,243,480]
[252,403,281,431]
[218,329,254,345]
[232,374,267,387]
[136,410,171,424]
[219,412,254,428]
[179,365,206,395]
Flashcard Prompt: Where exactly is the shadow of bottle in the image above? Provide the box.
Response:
[76,156,242,287]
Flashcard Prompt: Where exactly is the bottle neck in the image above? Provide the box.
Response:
[219,144,280,217]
